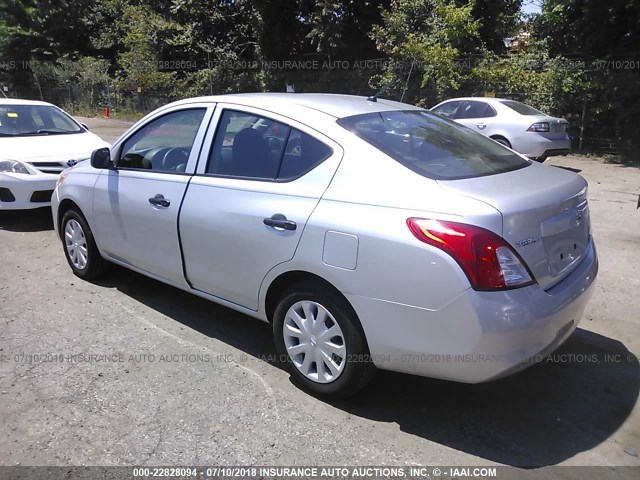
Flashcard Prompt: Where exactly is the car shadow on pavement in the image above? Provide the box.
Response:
[338,328,639,468]
[92,266,277,364]
[552,165,582,173]
[93,267,638,468]
[0,207,54,232]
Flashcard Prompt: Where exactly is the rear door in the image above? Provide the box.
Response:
[179,105,343,310]
[92,105,213,286]
[454,100,498,135]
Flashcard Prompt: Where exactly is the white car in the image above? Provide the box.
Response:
[430,97,571,161]
[0,99,109,210]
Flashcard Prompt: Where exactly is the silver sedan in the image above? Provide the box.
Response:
[52,93,597,398]
[431,97,571,161]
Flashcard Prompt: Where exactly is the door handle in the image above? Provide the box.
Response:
[263,213,297,231]
[476,122,486,129]
[148,194,170,208]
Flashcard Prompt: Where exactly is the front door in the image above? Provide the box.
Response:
[92,106,211,286]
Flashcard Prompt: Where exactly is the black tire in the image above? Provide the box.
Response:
[60,209,107,280]
[273,283,376,399]
[491,136,512,149]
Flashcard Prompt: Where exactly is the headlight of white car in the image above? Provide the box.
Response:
[0,160,33,174]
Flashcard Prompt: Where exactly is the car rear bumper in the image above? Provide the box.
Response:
[346,238,598,383]
[512,135,571,159]
[0,173,57,210]
[536,148,570,161]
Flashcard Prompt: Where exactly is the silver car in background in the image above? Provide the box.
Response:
[431,97,571,161]
[51,93,597,398]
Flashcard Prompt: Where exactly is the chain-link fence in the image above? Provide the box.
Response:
[2,65,637,159]
[4,80,176,118]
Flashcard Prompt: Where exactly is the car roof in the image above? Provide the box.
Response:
[167,93,423,119]
[0,98,57,107]
[435,97,517,105]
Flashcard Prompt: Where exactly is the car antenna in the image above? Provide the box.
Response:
[367,82,393,103]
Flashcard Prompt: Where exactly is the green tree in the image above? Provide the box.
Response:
[161,0,265,95]
[472,0,522,53]
[532,0,640,157]
[372,0,485,104]
[474,42,589,116]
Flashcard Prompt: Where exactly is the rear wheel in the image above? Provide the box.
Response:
[491,136,512,149]
[61,209,107,280]
[273,284,375,398]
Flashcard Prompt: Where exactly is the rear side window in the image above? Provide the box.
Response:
[279,129,333,180]
[337,110,529,180]
[207,110,332,181]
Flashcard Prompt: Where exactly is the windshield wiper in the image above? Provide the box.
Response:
[22,129,70,136]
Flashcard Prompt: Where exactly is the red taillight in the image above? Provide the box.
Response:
[527,122,550,133]
[406,218,534,291]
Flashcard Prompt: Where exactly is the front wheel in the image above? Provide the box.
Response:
[61,209,107,280]
[273,284,375,398]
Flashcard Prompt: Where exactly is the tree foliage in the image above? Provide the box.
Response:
[531,0,640,154]
[0,0,636,155]
[372,0,484,104]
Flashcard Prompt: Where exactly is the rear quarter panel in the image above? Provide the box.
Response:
[259,142,505,315]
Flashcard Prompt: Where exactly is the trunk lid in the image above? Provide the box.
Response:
[530,115,569,140]
[437,162,590,290]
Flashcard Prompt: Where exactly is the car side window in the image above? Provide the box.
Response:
[207,110,332,181]
[118,108,206,172]
[278,129,333,180]
[455,101,494,119]
[432,101,461,118]
[484,104,497,118]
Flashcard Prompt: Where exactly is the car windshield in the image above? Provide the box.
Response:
[0,104,83,136]
[337,110,530,180]
[499,100,545,116]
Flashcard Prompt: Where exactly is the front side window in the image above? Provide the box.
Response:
[455,101,495,119]
[431,101,461,118]
[338,110,529,180]
[0,105,83,136]
[207,110,332,181]
[117,109,206,172]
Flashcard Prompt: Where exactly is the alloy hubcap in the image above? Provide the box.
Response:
[64,219,88,270]
[282,300,346,383]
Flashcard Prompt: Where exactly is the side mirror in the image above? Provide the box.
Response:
[81,123,89,131]
[90,148,111,169]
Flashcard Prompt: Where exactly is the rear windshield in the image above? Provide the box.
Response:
[337,110,530,180]
[499,100,544,116]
